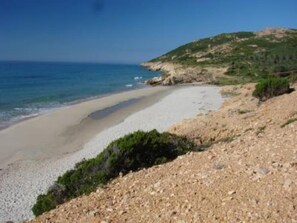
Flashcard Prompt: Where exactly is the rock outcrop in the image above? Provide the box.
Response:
[142,62,227,86]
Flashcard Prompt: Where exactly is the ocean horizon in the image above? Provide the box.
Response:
[0,61,159,128]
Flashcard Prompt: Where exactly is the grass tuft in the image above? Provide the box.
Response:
[280,118,297,128]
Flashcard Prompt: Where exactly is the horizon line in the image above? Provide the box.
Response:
[0,59,142,66]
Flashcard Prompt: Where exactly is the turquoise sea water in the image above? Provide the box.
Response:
[0,61,159,128]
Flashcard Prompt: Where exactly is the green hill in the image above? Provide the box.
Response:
[145,28,297,85]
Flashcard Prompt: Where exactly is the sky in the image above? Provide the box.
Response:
[0,0,297,64]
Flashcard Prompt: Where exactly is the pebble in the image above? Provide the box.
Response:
[171,211,178,216]
[283,179,292,191]
[228,191,236,195]
[119,210,127,215]
[271,162,282,168]
[255,167,270,175]
[213,162,225,170]
[88,210,100,217]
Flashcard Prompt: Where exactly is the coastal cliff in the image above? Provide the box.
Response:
[143,28,297,86]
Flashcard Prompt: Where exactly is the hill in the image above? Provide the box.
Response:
[143,28,297,85]
[29,83,297,222]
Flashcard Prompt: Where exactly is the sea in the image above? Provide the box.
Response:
[0,61,159,128]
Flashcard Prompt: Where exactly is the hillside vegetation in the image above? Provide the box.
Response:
[145,28,297,85]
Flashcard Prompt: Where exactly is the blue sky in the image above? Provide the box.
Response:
[0,0,297,64]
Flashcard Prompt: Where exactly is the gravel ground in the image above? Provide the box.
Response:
[30,84,297,223]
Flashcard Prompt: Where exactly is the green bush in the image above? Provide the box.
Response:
[273,65,288,73]
[252,77,291,101]
[32,194,56,217]
[32,130,200,216]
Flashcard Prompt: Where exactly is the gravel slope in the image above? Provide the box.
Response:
[30,84,297,223]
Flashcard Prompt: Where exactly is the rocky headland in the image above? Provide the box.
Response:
[143,28,297,86]
[142,62,227,86]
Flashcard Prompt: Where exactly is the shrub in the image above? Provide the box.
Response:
[32,130,200,216]
[252,77,291,101]
[32,194,56,217]
[273,65,288,73]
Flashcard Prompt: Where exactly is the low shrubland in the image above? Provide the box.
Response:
[32,130,201,216]
[252,77,291,101]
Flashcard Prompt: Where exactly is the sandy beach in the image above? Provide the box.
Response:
[0,85,223,222]
[0,86,170,169]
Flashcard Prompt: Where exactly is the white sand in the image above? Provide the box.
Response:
[0,86,169,169]
[0,86,223,222]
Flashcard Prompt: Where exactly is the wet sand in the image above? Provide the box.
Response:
[0,86,171,169]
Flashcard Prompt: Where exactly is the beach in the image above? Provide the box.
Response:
[0,85,223,222]
[0,86,170,169]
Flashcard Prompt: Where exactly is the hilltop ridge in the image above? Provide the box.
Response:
[143,28,297,85]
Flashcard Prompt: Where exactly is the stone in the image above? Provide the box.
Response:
[228,191,236,195]
[145,76,163,86]
[283,179,292,191]
[88,210,100,217]
[119,210,127,215]
[171,211,178,216]
[255,167,270,175]
[213,162,225,170]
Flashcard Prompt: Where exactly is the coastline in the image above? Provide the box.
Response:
[0,84,154,131]
[0,86,171,169]
[0,62,161,131]
[0,85,224,222]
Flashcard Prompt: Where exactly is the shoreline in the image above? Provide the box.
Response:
[0,84,153,131]
[0,85,224,222]
[0,85,172,169]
